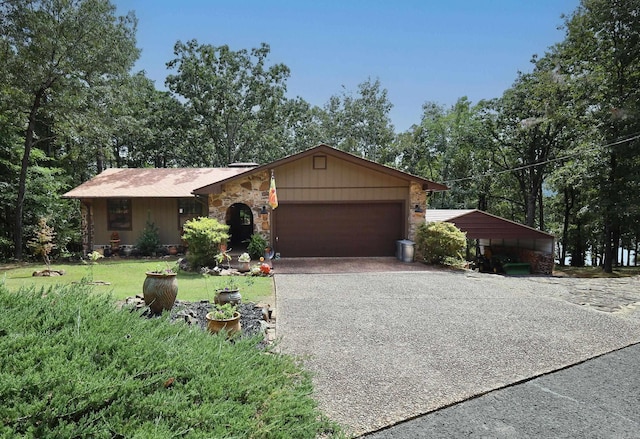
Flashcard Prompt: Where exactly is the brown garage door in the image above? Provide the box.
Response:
[274,202,404,257]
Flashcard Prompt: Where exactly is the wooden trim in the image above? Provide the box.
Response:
[313,155,327,169]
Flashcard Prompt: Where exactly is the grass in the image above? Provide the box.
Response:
[554,265,640,278]
[0,284,342,438]
[0,258,274,304]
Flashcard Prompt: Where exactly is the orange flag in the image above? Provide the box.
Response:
[268,172,278,209]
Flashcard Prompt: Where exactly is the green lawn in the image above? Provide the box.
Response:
[0,258,274,304]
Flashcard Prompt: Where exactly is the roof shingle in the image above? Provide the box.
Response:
[63,167,253,198]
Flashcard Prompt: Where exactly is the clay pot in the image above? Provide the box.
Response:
[238,261,250,273]
[143,272,178,314]
[214,289,242,305]
[206,311,241,336]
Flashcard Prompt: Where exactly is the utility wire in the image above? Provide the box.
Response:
[443,132,640,184]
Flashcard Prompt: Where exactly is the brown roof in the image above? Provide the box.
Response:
[63,167,253,199]
[193,144,449,194]
[425,209,554,240]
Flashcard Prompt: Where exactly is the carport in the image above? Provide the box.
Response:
[425,209,555,274]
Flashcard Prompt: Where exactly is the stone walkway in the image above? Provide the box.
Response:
[516,274,640,319]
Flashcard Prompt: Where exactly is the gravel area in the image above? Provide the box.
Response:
[274,270,640,436]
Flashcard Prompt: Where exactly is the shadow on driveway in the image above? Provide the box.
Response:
[273,257,438,274]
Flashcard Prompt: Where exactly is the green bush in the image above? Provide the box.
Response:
[181,217,230,268]
[0,284,340,438]
[245,233,268,260]
[136,215,161,256]
[415,221,467,266]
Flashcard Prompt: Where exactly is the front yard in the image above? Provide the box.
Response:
[0,258,274,304]
[0,283,341,438]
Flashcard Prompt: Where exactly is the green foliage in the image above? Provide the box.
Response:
[181,217,230,268]
[1,0,140,259]
[245,233,268,260]
[136,215,161,256]
[27,217,55,269]
[0,284,340,437]
[211,303,238,320]
[1,259,274,303]
[166,40,291,166]
[318,78,396,162]
[415,222,467,266]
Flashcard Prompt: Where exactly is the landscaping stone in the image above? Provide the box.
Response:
[123,295,270,340]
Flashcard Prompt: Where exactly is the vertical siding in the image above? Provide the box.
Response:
[274,155,410,202]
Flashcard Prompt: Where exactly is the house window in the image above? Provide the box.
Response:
[178,198,204,228]
[107,199,132,230]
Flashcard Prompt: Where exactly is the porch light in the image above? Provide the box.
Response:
[414,204,423,213]
[260,205,268,215]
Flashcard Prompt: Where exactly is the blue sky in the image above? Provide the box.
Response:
[113,0,581,132]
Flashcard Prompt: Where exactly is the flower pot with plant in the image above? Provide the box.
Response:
[244,233,268,260]
[214,278,242,305]
[143,263,178,314]
[206,303,241,336]
[237,252,251,272]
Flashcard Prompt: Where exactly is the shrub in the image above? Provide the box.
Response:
[27,217,55,269]
[245,233,268,260]
[415,221,467,266]
[0,284,340,438]
[136,215,161,256]
[182,217,230,268]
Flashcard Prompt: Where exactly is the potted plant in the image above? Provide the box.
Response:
[214,277,242,305]
[237,252,251,272]
[215,246,232,269]
[143,263,178,314]
[206,303,241,336]
[244,233,268,260]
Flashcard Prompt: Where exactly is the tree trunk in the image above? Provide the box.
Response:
[538,185,544,231]
[525,191,536,228]
[477,193,487,211]
[602,149,618,274]
[560,187,574,267]
[14,91,45,260]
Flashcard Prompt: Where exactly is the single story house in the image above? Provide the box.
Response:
[424,209,555,274]
[64,144,448,257]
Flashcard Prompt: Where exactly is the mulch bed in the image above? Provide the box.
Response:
[123,295,268,340]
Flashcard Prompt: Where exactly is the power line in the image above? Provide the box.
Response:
[442,132,640,184]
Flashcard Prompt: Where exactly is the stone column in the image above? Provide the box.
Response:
[408,182,427,241]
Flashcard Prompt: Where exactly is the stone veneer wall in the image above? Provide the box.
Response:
[408,182,427,241]
[207,170,272,243]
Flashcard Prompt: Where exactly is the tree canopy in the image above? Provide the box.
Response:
[0,0,638,271]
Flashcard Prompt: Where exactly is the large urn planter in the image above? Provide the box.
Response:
[214,289,242,305]
[143,272,178,314]
[206,310,241,336]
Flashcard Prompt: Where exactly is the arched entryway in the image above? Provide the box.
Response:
[226,203,254,247]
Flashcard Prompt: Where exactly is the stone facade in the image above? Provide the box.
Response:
[208,170,272,243]
[408,182,427,241]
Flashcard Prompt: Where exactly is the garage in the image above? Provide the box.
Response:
[425,209,555,274]
[274,202,404,257]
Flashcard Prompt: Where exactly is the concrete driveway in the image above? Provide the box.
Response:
[274,268,640,436]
